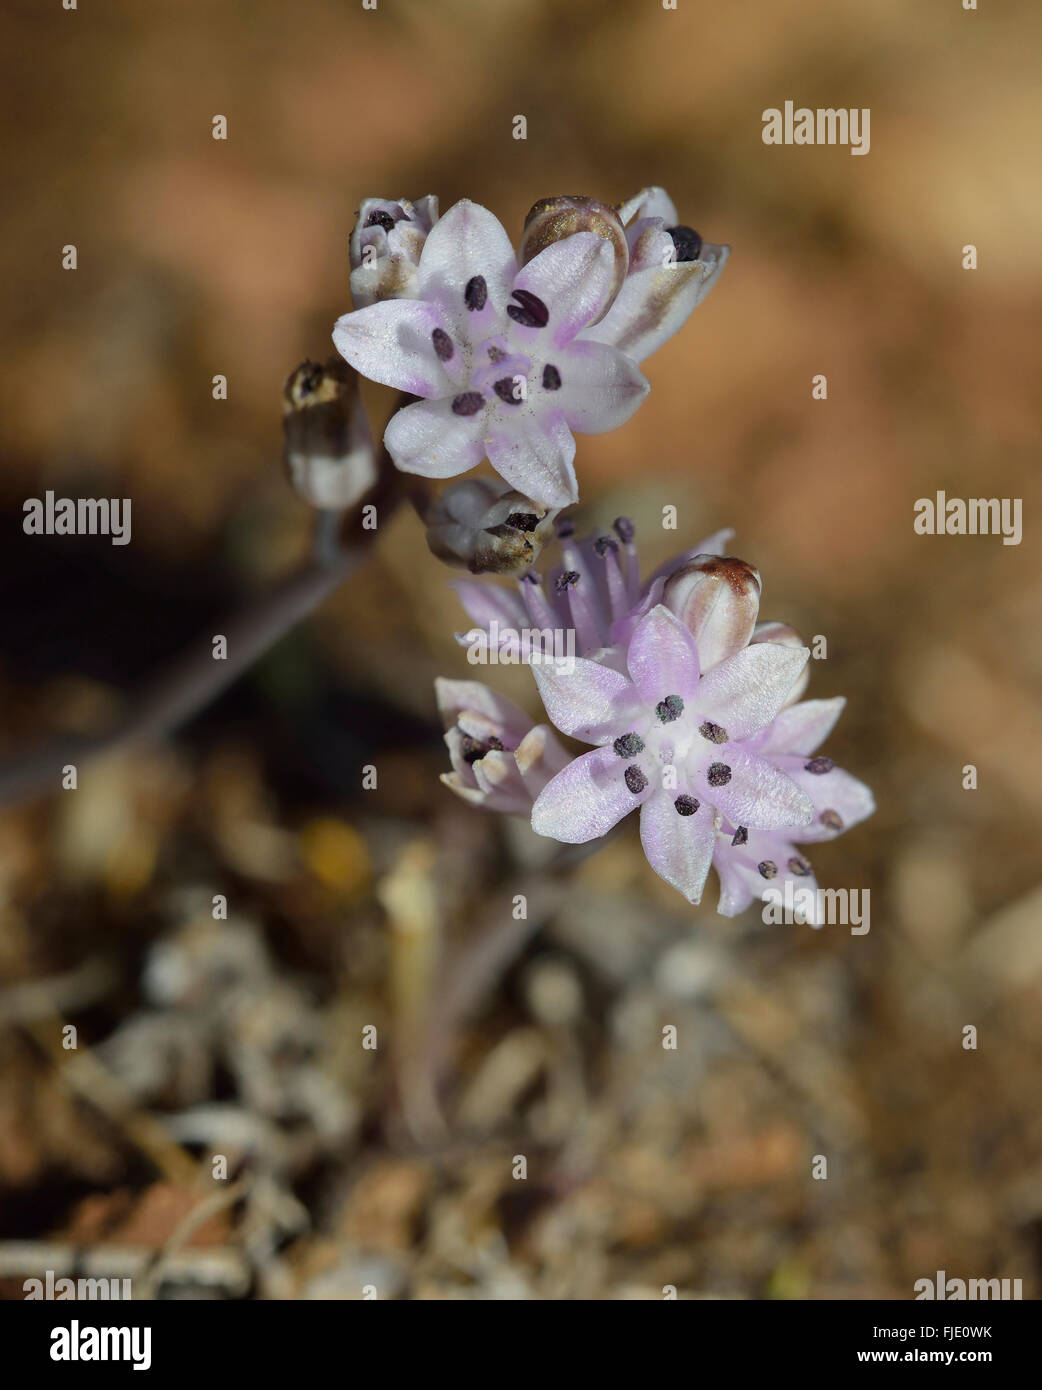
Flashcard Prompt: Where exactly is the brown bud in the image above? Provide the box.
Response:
[519,196,628,324]
[282,357,377,510]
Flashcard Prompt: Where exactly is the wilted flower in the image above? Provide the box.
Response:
[282,357,377,510]
[436,678,570,814]
[349,195,439,308]
[424,478,557,575]
[334,190,728,507]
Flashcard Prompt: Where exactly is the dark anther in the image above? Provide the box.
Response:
[699,721,728,744]
[820,808,844,831]
[613,732,645,758]
[788,856,812,876]
[461,735,487,764]
[487,736,504,751]
[674,794,700,816]
[656,694,685,724]
[666,225,703,262]
[613,516,635,543]
[493,376,523,405]
[365,210,397,232]
[542,363,562,390]
[707,762,732,787]
[451,392,484,416]
[732,826,748,846]
[624,765,648,795]
[506,512,540,533]
[757,860,778,880]
[554,570,580,593]
[464,275,488,311]
[594,535,619,557]
[805,756,834,775]
[431,327,454,361]
[506,289,550,328]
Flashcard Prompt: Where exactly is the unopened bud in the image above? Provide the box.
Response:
[663,555,762,671]
[425,479,557,575]
[282,357,377,510]
[519,196,628,324]
[349,195,438,307]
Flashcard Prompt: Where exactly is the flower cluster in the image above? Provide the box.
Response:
[333,189,728,507]
[436,516,874,919]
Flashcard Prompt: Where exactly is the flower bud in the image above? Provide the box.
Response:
[349,195,438,307]
[662,554,762,671]
[425,478,557,575]
[282,357,377,510]
[518,196,628,324]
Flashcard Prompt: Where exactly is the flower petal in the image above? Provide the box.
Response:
[752,698,847,757]
[531,657,636,742]
[626,604,701,702]
[416,198,517,311]
[531,745,647,843]
[384,397,489,478]
[333,299,453,398]
[583,243,729,365]
[618,186,679,227]
[512,232,617,348]
[452,579,529,636]
[485,410,578,508]
[553,339,650,434]
[694,643,809,741]
[639,792,716,904]
[766,757,876,843]
[434,678,532,743]
[697,748,813,830]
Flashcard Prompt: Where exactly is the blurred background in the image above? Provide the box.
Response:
[1,0,1040,1299]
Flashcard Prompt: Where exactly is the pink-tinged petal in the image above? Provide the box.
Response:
[717,830,825,924]
[663,555,761,671]
[626,604,701,703]
[695,643,809,741]
[417,198,517,308]
[714,845,758,918]
[766,758,876,842]
[512,232,616,347]
[452,579,529,636]
[583,243,729,365]
[698,748,813,830]
[440,768,486,807]
[384,397,488,479]
[618,186,679,226]
[639,792,716,904]
[553,340,649,434]
[643,530,736,589]
[752,698,847,757]
[485,410,578,508]
[531,746,647,843]
[514,723,572,799]
[333,299,452,398]
[750,621,809,706]
[531,657,636,743]
[434,678,532,743]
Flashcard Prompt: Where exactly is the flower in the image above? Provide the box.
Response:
[452,516,736,663]
[349,196,439,308]
[529,603,817,904]
[424,478,558,575]
[436,678,571,814]
[333,190,728,508]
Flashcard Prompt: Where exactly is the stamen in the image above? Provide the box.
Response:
[542,363,562,390]
[757,860,778,879]
[699,721,728,744]
[613,732,645,758]
[624,765,648,794]
[493,376,523,405]
[666,225,703,262]
[674,794,699,816]
[788,856,812,876]
[707,762,732,787]
[431,327,454,361]
[460,735,486,764]
[365,210,396,231]
[451,392,484,416]
[507,289,550,328]
[464,275,488,311]
[613,517,635,543]
[506,512,540,532]
[554,570,580,593]
[732,826,748,846]
[656,695,684,723]
[487,736,505,751]
[820,808,844,831]
[594,535,619,557]
[805,757,834,775]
